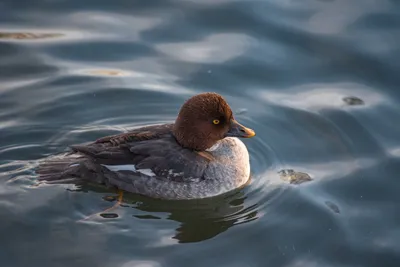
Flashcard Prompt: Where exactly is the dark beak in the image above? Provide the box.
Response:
[226,119,256,138]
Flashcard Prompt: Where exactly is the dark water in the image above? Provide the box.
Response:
[1,0,400,266]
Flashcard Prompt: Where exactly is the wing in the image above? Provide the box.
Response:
[70,124,211,183]
[127,137,212,182]
[95,123,174,145]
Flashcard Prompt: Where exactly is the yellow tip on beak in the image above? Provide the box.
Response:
[243,127,256,138]
[226,120,256,138]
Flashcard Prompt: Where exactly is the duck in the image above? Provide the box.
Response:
[37,92,256,200]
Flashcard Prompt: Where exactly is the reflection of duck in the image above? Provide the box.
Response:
[143,192,258,243]
[74,183,258,243]
[37,93,256,200]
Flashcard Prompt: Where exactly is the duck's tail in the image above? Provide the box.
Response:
[36,153,85,184]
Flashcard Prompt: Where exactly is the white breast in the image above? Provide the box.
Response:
[205,137,250,187]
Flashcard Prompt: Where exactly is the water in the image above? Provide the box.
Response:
[1,0,400,266]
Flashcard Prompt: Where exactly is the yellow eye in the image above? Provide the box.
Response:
[213,119,220,125]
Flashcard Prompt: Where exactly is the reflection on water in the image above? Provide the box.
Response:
[156,33,254,63]
[51,176,260,243]
[131,191,256,243]
[256,82,385,111]
[1,0,400,266]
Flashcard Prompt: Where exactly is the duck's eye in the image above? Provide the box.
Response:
[212,119,220,125]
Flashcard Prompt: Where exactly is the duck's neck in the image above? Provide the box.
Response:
[172,124,216,151]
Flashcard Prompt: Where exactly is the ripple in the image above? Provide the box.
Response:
[66,11,163,41]
[156,33,255,63]
[305,0,390,35]
[256,82,388,111]
[388,147,400,158]
[121,261,161,267]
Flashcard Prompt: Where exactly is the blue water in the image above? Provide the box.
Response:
[1,0,400,266]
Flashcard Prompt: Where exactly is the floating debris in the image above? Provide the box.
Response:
[100,213,119,219]
[325,201,340,214]
[85,69,128,76]
[343,96,364,106]
[0,32,63,40]
[278,169,312,184]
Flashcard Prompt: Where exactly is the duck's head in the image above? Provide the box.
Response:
[173,92,255,151]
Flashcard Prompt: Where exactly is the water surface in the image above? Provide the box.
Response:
[1,0,400,266]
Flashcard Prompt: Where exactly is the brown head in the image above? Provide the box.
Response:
[172,92,255,151]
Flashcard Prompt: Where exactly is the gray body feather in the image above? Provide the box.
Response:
[37,124,250,200]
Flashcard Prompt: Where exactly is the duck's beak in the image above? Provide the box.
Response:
[226,119,256,138]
